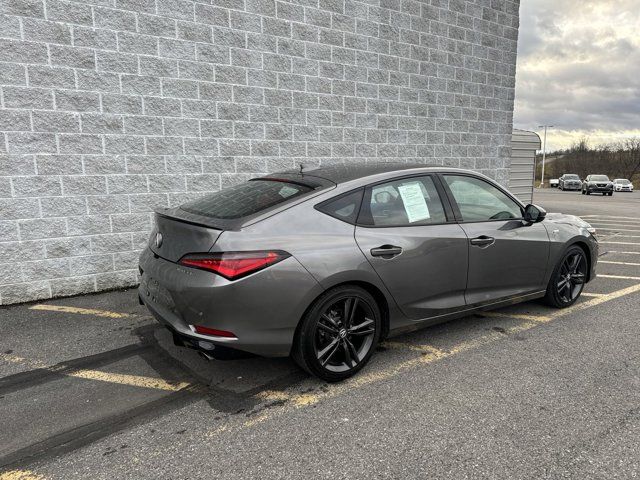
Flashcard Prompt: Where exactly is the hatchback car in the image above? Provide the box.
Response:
[139,164,598,381]
[558,174,582,191]
[612,179,634,192]
[582,175,614,195]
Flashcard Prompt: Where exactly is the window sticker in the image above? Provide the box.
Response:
[279,185,299,198]
[398,182,430,223]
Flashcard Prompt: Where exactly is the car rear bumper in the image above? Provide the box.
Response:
[138,247,323,357]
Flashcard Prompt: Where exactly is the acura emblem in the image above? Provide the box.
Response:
[155,232,163,248]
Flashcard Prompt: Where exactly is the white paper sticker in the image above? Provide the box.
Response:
[398,182,430,223]
[279,185,299,198]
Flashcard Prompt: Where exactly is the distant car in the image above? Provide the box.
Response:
[612,179,634,192]
[582,175,613,196]
[559,174,582,191]
[549,179,559,188]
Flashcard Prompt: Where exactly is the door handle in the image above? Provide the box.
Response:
[470,236,495,248]
[370,245,403,258]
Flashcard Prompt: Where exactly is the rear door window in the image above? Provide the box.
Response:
[358,176,447,227]
[181,179,313,219]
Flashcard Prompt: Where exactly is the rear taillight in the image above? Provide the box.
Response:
[178,251,290,280]
[191,325,236,338]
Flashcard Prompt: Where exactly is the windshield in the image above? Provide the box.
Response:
[590,175,610,182]
[614,179,630,184]
[181,179,313,219]
[564,174,580,180]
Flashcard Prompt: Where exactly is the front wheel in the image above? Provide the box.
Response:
[292,286,381,382]
[543,246,588,308]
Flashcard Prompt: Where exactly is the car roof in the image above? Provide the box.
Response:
[271,162,471,185]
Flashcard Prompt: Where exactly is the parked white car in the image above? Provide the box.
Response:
[549,179,559,188]
[613,179,634,192]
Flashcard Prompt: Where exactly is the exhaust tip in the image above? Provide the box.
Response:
[198,351,214,361]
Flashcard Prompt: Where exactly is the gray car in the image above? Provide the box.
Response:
[138,164,598,381]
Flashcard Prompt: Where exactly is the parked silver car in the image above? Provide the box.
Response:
[613,179,634,192]
[139,164,599,381]
[559,174,582,191]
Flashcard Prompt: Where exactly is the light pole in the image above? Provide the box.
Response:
[538,125,553,188]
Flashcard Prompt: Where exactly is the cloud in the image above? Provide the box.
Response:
[513,0,640,150]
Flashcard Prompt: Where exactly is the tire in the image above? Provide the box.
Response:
[543,246,588,308]
[586,190,591,195]
[292,285,381,382]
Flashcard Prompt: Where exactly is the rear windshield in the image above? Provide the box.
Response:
[181,179,313,219]
[591,175,610,182]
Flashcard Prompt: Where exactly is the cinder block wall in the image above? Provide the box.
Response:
[0,0,520,304]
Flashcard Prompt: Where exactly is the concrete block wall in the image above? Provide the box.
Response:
[0,0,520,304]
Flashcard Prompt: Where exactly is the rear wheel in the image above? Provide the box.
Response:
[544,246,588,308]
[292,286,381,382]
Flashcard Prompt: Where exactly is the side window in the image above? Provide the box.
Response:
[358,176,447,227]
[316,189,363,224]
[444,175,522,222]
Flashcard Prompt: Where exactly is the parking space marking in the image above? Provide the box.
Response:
[606,250,640,255]
[600,241,640,245]
[582,215,639,220]
[548,282,640,318]
[597,228,640,233]
[66,370,190,391]
[598,274,640,281]
[480,312,551,322]
[599,260,640,266]
[209,282,640,438]
[588,218,640,223]
[30,304,133,319]
[581,292,605,298]
[0,351,190,392]
[0,470,45,480]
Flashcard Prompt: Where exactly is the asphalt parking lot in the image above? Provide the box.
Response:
[1,188,639,479]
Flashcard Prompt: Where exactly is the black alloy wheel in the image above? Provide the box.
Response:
[544,246,588,307]
[293,286,381,382]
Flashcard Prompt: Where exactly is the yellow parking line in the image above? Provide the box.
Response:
[30,304,132,319]
[0,470,45,480]
[0,352,190,392]
[208,282,640,437]
[382,341,449,355]
[480,311,551,322]
[598,274,640,281]
[66,370,190,391]
[548,283,640,318]
[599,260,640,266]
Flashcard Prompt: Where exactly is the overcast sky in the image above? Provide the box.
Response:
[513,0,640,151]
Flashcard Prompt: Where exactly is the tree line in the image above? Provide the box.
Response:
[535,138,640,184]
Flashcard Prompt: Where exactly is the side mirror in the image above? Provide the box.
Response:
[524,204,546,223]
